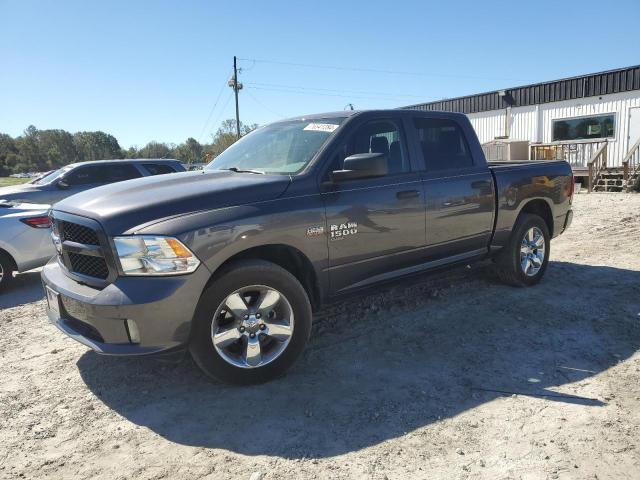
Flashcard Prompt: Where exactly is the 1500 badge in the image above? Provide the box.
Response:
[330,222,358,240]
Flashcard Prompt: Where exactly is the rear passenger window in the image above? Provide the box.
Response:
[105,164,142,183]
[413,118,474,171]
[144,163,176,176]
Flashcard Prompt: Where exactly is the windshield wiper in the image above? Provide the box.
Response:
[224,167,265,175]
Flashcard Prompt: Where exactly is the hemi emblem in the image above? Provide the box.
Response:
[306,226,325,237]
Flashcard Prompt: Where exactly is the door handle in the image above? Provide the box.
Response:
[396,190,420,200]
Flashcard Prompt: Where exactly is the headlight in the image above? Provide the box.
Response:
[113,236,200,275]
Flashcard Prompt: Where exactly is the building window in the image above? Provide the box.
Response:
[552,114,615,141]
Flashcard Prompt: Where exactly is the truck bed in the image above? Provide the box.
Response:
[487,160,568,168]
[488,159,573,249]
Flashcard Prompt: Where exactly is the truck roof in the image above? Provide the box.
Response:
[283,109,467,122]
[68,158,182,167]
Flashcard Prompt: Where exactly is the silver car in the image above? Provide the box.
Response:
[0,159,185,205]
[0,201,55,290]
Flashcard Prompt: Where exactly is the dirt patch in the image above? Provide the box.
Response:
[1,193,639,479]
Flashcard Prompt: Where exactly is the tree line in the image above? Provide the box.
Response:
[0,119,257,176]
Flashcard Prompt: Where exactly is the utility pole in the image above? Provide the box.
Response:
[228,56,243,140]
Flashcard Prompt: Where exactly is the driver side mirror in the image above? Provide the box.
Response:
[57,179,69,189]
[331,152,388,182]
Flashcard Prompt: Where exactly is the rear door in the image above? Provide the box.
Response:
[322,115,426,294]
[410,116,495,259]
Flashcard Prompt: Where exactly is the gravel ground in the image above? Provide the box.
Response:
[1,193,639,480]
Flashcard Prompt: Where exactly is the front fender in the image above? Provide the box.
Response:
[136,195,329,291]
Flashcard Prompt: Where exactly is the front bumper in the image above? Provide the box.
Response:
[41,258,211,355]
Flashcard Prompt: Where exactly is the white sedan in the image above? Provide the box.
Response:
[0,201,55,290]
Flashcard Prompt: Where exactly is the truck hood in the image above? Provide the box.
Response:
[53,170,291,234]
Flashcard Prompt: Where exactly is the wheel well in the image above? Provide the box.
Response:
[0,248,17,272]
[519,199,553,237]
[215,245,321,310]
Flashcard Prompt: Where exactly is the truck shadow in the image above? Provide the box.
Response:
[77,261,640,458]
[0,270,44,309]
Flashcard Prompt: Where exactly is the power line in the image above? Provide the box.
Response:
[204,93,234,141]
[246,85,431,103]
[245,81,424,99]
[238,57,527,82]
[244,89,285,119]
[198,69,232,143]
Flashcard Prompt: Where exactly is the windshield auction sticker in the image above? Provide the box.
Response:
[304,123,339,133]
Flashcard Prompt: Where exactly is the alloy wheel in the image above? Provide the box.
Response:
[211,285,294,368]
[520,226,545,277]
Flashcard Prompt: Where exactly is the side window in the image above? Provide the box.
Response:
[330,119,410,176]
[64,166,101,186]
[105,164,142,183]
[143,163,176,176]
[413,118,474,171]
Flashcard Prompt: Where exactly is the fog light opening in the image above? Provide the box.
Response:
[125,319,141,344]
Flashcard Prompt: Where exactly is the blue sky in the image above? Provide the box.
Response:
[1,0,639,148]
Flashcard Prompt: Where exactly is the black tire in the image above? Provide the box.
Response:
[0,251,15,292]
[189,259,312,385]
[494,213,550,287]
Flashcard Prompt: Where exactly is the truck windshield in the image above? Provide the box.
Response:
[206,117,346,174]
[31,166,72,185]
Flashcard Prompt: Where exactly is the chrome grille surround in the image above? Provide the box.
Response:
[50,211,117,288]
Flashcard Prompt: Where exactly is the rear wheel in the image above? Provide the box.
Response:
[189,260,312,385]
[0,251,15,292]
[495,213,550,287]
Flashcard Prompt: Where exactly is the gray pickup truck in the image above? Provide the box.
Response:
[42,110,573,384]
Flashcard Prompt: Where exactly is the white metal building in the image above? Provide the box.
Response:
[407,65,640,173]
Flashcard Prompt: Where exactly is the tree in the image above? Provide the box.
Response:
[0,118,260,174]
[15,125,43,172]
[206,119,258,158]
[138,141,171,159]
[173,137,203,164]
[73,131,122,161]
[9,126,78,172]
[38,129,78,169]
[0,134,18,176]
[123,146,140,159]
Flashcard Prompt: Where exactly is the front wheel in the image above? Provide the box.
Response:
[189,260,312,385]
[494,213,550,287]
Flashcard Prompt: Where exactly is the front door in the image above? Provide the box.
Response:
[323,118,426,294]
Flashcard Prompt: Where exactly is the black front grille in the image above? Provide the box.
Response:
[68,252,109,279]
[61,221,99,245]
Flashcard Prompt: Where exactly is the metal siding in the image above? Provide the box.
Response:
[510,106,537,142]
[467,111,505,144]
[539,91,640,167]
[463,91,640,167]
[407,65,640,114]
